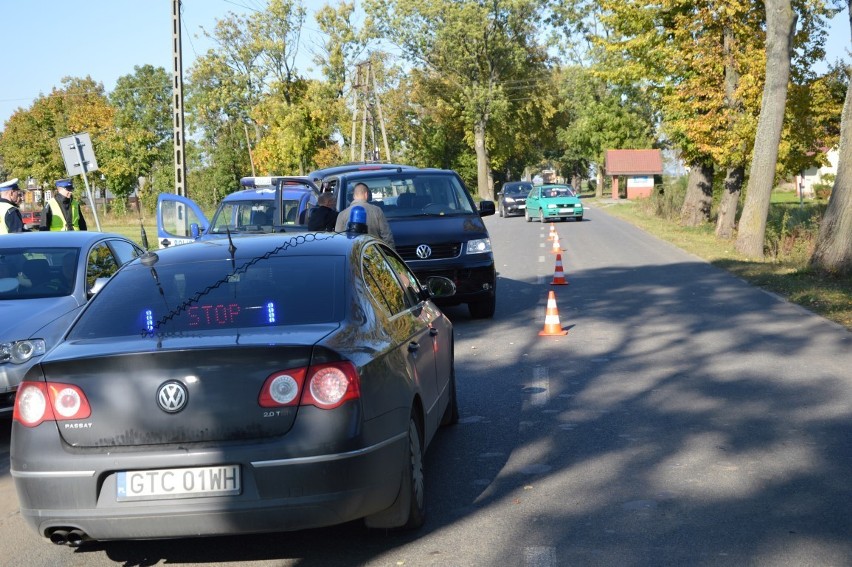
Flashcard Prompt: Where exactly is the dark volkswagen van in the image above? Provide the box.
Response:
[331,168,496,318]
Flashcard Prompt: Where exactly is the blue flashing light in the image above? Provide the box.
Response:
[351,206,366,225]
[347,206,368,234]
[266,302,276,324]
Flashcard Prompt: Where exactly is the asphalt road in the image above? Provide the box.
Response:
[1,203,850,566]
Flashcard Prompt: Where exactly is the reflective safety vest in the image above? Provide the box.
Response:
[48,198,83,231]
[0,201,13,234]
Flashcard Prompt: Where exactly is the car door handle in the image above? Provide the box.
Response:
[408,341,420,353]
[429,327,438,336]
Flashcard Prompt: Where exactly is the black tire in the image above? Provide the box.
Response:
[468,294,496,318]
[498,204,504,217]
[403,416,426,529]
[525,208,532,222]
[576,216,583,222]
[539,210,545,223]
[441,363,459,426]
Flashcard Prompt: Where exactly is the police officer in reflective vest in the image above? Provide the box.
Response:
[0,178,27,234]
[40,178,87,231]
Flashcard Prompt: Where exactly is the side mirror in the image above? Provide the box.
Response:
[478,200,496,217]
[424,276,456,298]
[190,223,201,239]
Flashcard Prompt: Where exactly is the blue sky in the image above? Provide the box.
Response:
[0,0,849,127]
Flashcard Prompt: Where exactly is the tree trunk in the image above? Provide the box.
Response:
[735,0,796,258]
[715,165,744,239]
[810,3,852,274]
[474,119,494,201]
[716,24,746,240]
[680,160,714,226]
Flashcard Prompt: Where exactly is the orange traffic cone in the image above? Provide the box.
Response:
[551,234,562,254]
[549,223,557,241]
[539,290,568,336]
[550,253,569,285]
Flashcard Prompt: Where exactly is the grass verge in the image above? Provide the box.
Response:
[596,199,852,332]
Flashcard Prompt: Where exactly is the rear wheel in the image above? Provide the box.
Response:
[403,416,426,529]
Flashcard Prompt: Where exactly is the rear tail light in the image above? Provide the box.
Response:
[13,382,91,427]
[259,361,359,410]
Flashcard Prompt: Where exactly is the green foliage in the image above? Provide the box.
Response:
[364,0,552,196]
[103,64,173,206]
[763,202,826,261]
[813,172,835,199]
[0,76,112,187]
[639,175,688,221]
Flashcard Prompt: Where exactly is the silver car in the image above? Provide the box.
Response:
[0,231,144,415]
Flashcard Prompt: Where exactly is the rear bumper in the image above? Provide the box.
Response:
[12,408,408,541]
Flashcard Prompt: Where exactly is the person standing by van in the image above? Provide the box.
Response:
[308,191,339,231]
[40,179,87,231]
[335,183,395,248]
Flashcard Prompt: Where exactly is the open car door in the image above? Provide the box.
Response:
[156,194,209,249]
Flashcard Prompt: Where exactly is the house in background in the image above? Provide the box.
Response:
[796,147,838,198]
[605,149,663,199]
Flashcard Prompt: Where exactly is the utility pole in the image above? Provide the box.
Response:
[172,0,188,197]
[350,59,390,162]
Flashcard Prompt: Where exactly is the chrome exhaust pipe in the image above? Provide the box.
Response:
[66,529,88,548]
[49,529,69,545]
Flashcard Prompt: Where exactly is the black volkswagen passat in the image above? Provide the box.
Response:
[11,231,458,546]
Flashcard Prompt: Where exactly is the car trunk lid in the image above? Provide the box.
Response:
[45,338,327,448]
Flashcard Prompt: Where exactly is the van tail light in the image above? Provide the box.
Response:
[259,361,360,410]
[13,382,91,427]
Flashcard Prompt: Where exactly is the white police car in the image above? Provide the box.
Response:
[156,176,319,248]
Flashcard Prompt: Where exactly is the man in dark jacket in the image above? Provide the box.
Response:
[0,178,27,234]
[40,178,87,231]
[308,192,339,231]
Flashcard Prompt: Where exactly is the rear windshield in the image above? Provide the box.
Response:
[343,174,477,218]
[69,255,345,339]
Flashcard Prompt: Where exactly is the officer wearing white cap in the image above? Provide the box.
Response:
[40,178,87,231]
[0,178,28,234]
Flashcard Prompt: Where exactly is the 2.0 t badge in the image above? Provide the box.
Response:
[157,381,188,413]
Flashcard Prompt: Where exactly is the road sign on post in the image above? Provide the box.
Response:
[59,133,99,175]
[57,132,102,231]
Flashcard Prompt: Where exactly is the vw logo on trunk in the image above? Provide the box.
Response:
[416,244,432,259]
[157,381,188,413]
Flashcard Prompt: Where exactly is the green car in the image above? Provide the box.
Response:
[525,184,584,222]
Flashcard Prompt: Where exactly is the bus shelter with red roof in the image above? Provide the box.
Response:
[605,149,663,199]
